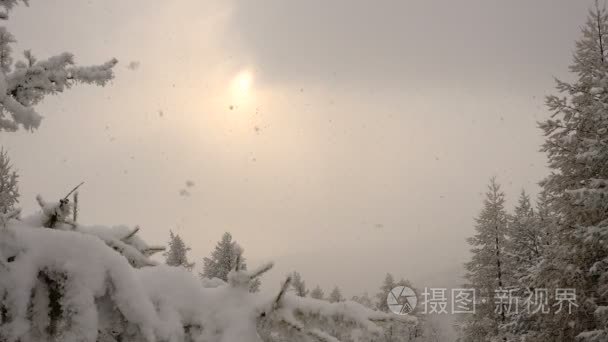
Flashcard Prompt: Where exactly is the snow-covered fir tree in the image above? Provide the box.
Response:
[310,285,324,300]
[200,232,260,292]
[460,177,510,341]
[490,190,553,340]
[376,273,396,312]
[163,230,195,271]
[329,286,345,303]
[290,271,309,297]
[0,148,18,214]
[534,189,557,249]
[523,4,608,341]
[505,190,544,285]
[200,232,238,280]
[375,273,414,313]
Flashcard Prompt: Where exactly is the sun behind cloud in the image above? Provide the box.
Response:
[230,70,254,105]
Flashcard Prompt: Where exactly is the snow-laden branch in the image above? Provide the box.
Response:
[0,3,116,132]
[0,0,28,20]
[0,199,415,342]
[0,51,117,131]
[0,8,117,132]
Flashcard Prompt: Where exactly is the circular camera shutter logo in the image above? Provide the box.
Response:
[387,286,417,315]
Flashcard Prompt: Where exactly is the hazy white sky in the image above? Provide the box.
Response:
[0,0,595,296]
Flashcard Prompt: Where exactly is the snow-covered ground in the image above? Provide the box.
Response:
[0,200,416,342]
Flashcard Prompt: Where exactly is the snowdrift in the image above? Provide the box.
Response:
[0,198,415,342]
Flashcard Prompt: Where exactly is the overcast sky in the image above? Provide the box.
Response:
[0,0,596,297]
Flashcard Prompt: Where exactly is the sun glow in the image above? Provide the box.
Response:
[230,70,253,104]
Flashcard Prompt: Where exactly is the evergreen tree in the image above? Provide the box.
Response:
[290,271,309,297]
[328,286,344,303]
[460,178,509,341]
[200,232,239,281]
[0,148,18,214]
[310,285,324,300]
[535,189,557,248]
[376,273,396,312]
[505,190,543,285]
[495,190,552,340]
[163,230,195,271]
[529,4,608,340]
[200,232,260,292]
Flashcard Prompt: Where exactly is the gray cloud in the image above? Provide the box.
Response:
[227,0,590,88]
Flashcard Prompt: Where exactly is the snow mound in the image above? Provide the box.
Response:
[0,198,415,342]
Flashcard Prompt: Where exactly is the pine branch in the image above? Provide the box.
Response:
[121,226,140,242]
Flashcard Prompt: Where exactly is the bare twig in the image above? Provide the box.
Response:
[142,246,165,256]
[234,252,242,272]
[249,262,274,280]
[72,192,79,223]
[121,226,140,242]
[273,276,292,311]
[63,182,84,201]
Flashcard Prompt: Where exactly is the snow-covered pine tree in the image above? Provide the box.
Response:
[495,190,551,340]
[310,285,324,300]
[375,273,414,312]
[505,190,543,285]
[200,232,260,292]
[535,189,557,249]
[0,2,116,132]
[376,273,396,312]
[0,148,18,214]
[329,286,344,303]
[163,230,195,271]
[200,232,239,280]
[527,3,608,341]
[290,271,309,297]
[460,177,510,341]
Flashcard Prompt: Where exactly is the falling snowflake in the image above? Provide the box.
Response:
[127,61,140,70]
